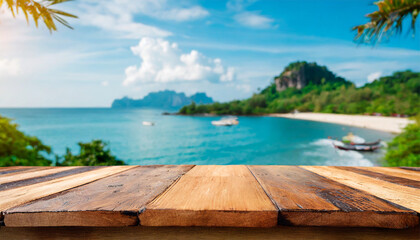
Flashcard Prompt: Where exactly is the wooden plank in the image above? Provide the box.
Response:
[4,165,194,227]
[0,166,104,192]
[0,167,35,175]
[0,167,80,185]
[0,167,48,176]
[335,167,420,189]
[400,167,420,172]
[140,165,278,227]
[302,166,420,213]
[249,166,418,228]
[0,166,135,212]
[366,167,420,182]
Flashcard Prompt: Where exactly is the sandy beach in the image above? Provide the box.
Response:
[270,113,413,134]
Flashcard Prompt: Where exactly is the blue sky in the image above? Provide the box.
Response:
[0,0,419,107]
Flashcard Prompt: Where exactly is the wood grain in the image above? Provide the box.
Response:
[0,167,35,175]
[335,167,420,188]
[0,166,103,191]
[249,166,418,228]
[400,167,420,172]
[4,165,193,227]
[367,167,420,181]
[0,166,134,212]
[0,167,50,177]
[302,166,420,213]
[0,167,80,185]
[140,165,278,227]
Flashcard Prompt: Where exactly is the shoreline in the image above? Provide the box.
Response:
[270,112,412,134]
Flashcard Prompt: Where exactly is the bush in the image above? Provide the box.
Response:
[56,140,125,166]
[384,115,420,167]
[0,115,52,166]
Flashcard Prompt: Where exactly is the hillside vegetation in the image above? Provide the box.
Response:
[180,62,420,116]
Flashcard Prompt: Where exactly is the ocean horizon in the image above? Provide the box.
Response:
[0,108,394,166]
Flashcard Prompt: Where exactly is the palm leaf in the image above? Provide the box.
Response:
[353,0,420,44]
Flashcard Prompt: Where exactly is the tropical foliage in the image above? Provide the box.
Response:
[0,116,125,166]
[180,63,420,117]
[353,0,420,43]
[0,0,77,32]
[55,140,126,166]
[385,114,420,166]
[0,115,52,166]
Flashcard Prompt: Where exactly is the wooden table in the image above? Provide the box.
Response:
[0,165,419,230]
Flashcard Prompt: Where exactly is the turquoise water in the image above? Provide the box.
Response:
[0,108,394,166]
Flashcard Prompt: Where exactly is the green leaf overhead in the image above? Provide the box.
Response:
[353,0,420,43]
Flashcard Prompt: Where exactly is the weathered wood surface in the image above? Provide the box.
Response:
[0,165,418,229]
[335,167,420,188]
[0,167,36,175]
[400,167,420,172]
[0,167,52,177]
[0,166,103,191]
[0,166,134,211]
[368,167,420,181]
[4,165,193,227]
[140,165,278,227]
[249,166,418,228]
[302,166,420,213]
[0,167,80,185]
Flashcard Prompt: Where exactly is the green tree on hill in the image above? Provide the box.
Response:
[180,65,419,117]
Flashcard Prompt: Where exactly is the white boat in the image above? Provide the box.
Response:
[142,121,155,126]
[211,117,239,126]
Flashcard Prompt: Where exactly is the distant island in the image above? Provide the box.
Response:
[180,61,420,116]
[112,90,213,109]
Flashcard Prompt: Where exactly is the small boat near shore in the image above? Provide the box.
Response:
[347,140,381,146]
[333,143,381,152]
[332,133,382,152]
[211,117,239,126]
[142,121,155,126]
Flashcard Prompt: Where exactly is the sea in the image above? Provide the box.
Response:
[0,108,395,166]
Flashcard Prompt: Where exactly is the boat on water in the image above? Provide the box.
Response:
[333,143,381,152]
[333,133,382,151]
[348,140,381,146]
[211,117,239,126]
[142,121,155,126]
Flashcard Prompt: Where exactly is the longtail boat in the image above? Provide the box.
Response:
[333,143,381,152]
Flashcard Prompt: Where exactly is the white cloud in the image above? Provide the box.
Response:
[227,0,258,11]
[227,0,274,29]
[124,38,235,85]
[0,59,20,77]
[234,12,274,28]
[367,72,382,83]
[157,6,209,22]
[77,0,209,38]
[101,81,109,87]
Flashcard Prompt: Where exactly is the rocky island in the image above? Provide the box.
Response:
[112,90,213,109]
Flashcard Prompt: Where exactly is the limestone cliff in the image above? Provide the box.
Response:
[275,61,348,92]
